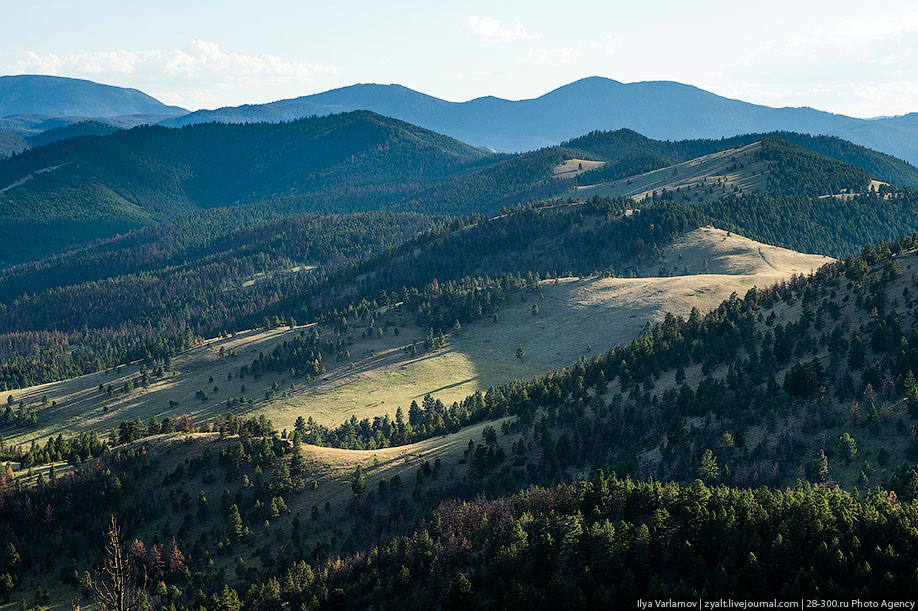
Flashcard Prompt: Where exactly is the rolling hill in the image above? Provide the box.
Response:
[0,130,26,159]
[0,189,883,399]
[0,226,829,448]
[159,77,918,165]
[0,74,186,118]
[2,227,918,608]
[0,111,488,262]
[569,139,882,203]
[564,128,918,188]
[2,112,915,265]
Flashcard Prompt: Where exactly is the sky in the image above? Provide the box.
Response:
[2,0,917,117]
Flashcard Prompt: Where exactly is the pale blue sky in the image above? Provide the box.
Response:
[2,0,916,117]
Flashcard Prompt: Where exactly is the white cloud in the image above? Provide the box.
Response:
[724,11,918,116]
[8,41,339,109]
[467,16,534,42]
[528,42,597,67]
[604,35,616,55]
[817,12,918,42]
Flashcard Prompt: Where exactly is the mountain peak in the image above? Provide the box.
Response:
[0,74,186,118]
[144,77,918,163]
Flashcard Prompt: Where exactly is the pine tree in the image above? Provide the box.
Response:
[813,449,829,482]
[905,370,918,418]
[698,449,719,481]
[290,437,306,475]
[227,504,243,540]
[837,433,857,464]
[447,573,473,610]
[351,465,366,498]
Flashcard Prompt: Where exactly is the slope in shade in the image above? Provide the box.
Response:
[0,111,488,263]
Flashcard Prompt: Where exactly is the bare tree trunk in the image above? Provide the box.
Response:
[90,515,147,611]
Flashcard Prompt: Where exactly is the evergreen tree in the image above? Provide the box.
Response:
[351,465,366,498]
[698,449,719,481]
[905,370,918,418]
[813,449,829,482]
[227,504,243,540]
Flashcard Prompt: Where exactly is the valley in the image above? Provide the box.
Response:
[1,227,828,448]
[1,73,918,609]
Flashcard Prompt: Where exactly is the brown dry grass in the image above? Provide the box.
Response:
[2,228,830,457]
[571,142,767,204]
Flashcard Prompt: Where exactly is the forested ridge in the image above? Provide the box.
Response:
[566,128,918,188]
[5,168,918,391]
[0,111,487,262]
[2,239,918,608]
[295,477,918,608]
[22,119,120,148]
[0,197,708,390]
[0,211,437,389]
[2,114,917,263]
[3,119,918,608]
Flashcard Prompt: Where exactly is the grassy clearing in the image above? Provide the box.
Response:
[652,226,833,276]
[238,264,317,289]
[551,158,605,178]
[2,228,830,455]
[571,141,767,204]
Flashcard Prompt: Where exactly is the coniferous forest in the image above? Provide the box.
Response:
[2,96,918,611]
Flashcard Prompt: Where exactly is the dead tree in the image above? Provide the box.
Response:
[90,515,147,611]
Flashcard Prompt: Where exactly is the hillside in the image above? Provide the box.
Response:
[1,117,913,265]
[572,141,767,203]
[0,226,829,449]
[158,76,918,164]
[24,120,120,147]
[3,236,918,609]
[571,138,878,203]
[0,111,488,262]
[0,131,26,159]
[565,128,918,188]
[6,185,918,396]
[0,75,186,118]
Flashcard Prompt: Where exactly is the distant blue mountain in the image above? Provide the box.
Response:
[0,75,186,118]
[0,113,189,137]
[160,77,918,165]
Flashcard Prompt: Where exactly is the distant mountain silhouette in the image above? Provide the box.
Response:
[160,77,918,164]
[0,113,190,138]
[0,75,186,118]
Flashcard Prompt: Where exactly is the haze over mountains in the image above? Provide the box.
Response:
[0,75,186,118]
[6,68,918,608]
[4,105,918,265]
[3,75,918,166]
[0,75,187,153]
[160,76,918,164]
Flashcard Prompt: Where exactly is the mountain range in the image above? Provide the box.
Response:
[159,77,918,165]
[2,105,918,266]
[5,73,918,609]
[3,75,918,166]
[0,74,186,118]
